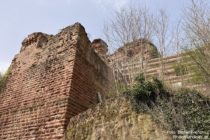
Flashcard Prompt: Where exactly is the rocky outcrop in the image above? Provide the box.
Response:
[65,97,171,140]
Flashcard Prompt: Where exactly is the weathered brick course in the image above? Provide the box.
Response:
[0,23,112,140]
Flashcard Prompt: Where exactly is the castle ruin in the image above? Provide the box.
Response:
[0,23,207,140]
[0,23,113,140]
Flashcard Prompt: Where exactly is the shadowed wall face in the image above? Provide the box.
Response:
[0,23,112,140]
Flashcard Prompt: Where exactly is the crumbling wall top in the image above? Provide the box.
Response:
[91,38,108,61]
[21,32,51,52]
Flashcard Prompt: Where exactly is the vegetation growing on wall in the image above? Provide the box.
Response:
[123,74,210,134]
[173,63,188,76]
[0,68,11,93]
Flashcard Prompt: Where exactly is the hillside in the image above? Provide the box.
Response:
[65,75,210,140]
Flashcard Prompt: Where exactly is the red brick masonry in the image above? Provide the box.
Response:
[0,23,113,140]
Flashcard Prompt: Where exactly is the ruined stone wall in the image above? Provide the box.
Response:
[108,39,159,66]
[109,41,208,93]
[110,52,192,87]
[108,39,159,84]
[65,97,171,140]
[0,23,112,140]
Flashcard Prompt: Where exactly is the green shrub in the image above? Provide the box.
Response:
[0,68,11,93]
[123,73,170,110]
[123,74,210,135]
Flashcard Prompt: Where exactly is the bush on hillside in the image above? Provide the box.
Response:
[123,73,170,111]
[123,74,210,135]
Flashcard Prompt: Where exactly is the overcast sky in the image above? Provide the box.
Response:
[0,0,193,72]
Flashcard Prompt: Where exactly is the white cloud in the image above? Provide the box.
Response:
[65,0,72,4]
[94,0,129,11]
[34,0,72,7]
